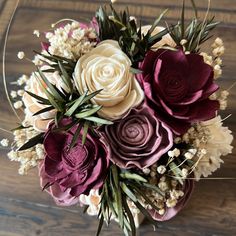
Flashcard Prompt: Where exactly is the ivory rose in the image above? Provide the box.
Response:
[74,40,144,120]
[23,66,68,132]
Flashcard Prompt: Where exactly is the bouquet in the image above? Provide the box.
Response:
[1,0,234,235]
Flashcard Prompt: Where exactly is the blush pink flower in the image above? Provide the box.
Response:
[137,49,219,134]
[39,119,111,206]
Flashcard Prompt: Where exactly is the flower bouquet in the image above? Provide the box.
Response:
[1,0,234,235]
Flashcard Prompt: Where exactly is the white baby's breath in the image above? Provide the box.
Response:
[17,51,25,60]
[0,138,9,147]
[33,30,40,37]
[13,101,23,109]
[46,21,96,60]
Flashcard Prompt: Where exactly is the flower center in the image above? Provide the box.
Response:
[160,71,188,102]
[126,125,140,138]
[63,142,87,169]
[102,65,115,77]
[120,117,150,146]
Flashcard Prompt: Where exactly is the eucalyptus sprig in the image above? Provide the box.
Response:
[96,5,170,67]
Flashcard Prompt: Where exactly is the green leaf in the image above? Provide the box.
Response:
[129,183,161,213]
[82,116,113,125]
[169,162,184,185]
[26,90,51,105]
[130,67,142,74]
[190,0,198,18]
[83,205,89,214]
[42,182,54,191]
[120,183,137,202]
[82,89,103,104]
[148,28,169,45]
[181,0,185,39]
[33,106,54,116]
[65,91,88,117]
[122,196,136,236]
[33,50,75,66]
[148,9,168,35]
[142,183,165,197]
[11,124,31,131]
[69,122,83,150]
[120,172,147,183]
[75,105,102,119]
[55,112,63,128]
[35,73,63,111]
[37,67,65,102]
[133,201,159,227]
[82,121,89,145]
[111,165,124,229]
[96,214,104,236]
[18,133,44,151]
[58,61,73,92]
[52,120,78,132]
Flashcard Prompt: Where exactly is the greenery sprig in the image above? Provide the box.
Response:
[96,5,169,67]
[168,0,219,52]
[95,165,165,236]
[18,53,112,151]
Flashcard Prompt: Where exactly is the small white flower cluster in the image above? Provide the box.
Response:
[17,51,25,60]
[142,174,184,215]
[200,37,224,79]
[0,138,9,147]
[142,163,185,215]
[32,54,46,66]
[46,21,97,60]
[10,75,29,109]
[79,189,101,216]
[210,90,229,110]
[33,30,40,38]
[7,121,45,175]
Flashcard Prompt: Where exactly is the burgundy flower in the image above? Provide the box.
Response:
[149,179,194,221]
[39,119,110,206]
[39,161,80,206]
[137,49,219,134]
[101,103,173,169]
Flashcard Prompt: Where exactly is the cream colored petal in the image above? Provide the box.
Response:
[34,118,51,132]
[132,77,144,107]
[98,90,137,120]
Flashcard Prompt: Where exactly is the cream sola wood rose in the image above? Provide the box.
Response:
[73,40,144,120]
[22,66,69,132]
